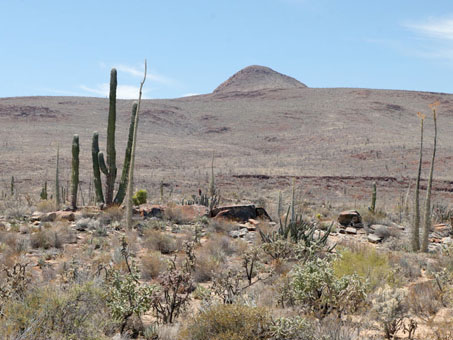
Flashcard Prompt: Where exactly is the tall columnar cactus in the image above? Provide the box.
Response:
[10,176,14,196]
[92,68,137,206]
[422,103,439,252]
[412,112,425,252]
[97,68,118,205]
[92,132,104,203]
[115,103,137,204]
[71,134,80,211]
[370,182,377,213]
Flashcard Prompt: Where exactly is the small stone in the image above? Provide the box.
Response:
[41,212,56,222]
[368,234,382,243]
[345,227,357,235]
[442,237,453,244]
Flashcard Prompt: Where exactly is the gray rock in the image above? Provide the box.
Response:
[229,228,248,238]
[345,227,357,235]
[368,234,382,243]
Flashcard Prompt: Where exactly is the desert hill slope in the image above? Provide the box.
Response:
[213,65,307,93]
[1,65,453,204]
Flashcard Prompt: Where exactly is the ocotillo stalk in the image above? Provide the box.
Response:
[290,178,296,223]
[55,145,60,210]
[209,152,215,197]
[10,176,14,196]
[91,132,104,203]
[422,103,439,252]
[71,134,80,211]
[370,182,377,213]
[126,60,147,229]
[114,103,138,204]
[412,112,425,252]
[98,69,118,205]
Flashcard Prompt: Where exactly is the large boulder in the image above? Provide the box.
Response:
[338,210,362,227]
[211,205,271,222]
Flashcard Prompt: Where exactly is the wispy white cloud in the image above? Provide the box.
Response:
[401,16,453,62]
[182,93,200,97]
[405,17,453,40]
[114,63,175,85]
[80,83,149,99]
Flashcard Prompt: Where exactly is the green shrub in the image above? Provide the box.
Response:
[332,246,396,291]
[290,257,367,319]
[179,304,271,340]
[133,189,147,205]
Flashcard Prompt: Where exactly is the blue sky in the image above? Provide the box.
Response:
[1,0,453,99]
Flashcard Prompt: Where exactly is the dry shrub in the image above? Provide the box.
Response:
[388,252,422,281]
[36,199,55,213]
[0,282,111,339]
[194,250,219,283]
[164,204,191,224]
[208,219,236,234]
[143,229,179,254]
[407,280,443,319]
[194,234,238,282]
[178,304,270,340]
[99,205,123,224]
[30,228,66,249]
[141,252,166,280]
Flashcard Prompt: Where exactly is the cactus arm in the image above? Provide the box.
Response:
[92,132,104,203]
[71,134,80,211]
[98,152,109,176]
[114,103,137,205]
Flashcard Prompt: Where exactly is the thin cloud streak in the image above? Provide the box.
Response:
[80,83,149,99]
[405,17,453,40]
[115,64,175,85]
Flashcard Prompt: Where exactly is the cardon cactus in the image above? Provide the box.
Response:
[92,69,137,206]
[71,134,80,210]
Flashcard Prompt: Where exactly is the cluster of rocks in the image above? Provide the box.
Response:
[337,210,400,244]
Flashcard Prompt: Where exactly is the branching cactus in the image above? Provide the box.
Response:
[71,134,80,211]
[91,68,137,206]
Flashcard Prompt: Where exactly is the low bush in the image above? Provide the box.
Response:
[141,252,166,280]
[290,257,367,319]
[133,189,147,205]
[178,304,271,340]
[332,246,395,291]
[0,282,111,339]
[143,229,179,254]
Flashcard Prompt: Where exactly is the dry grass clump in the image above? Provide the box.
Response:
[35,199,55,213]
[178,303,270,340]
[407,280,443,319]
[141,251,166,280]
[29,226,74,250]
[208,219,236,234]
[193,234,239,282]
[143,229,180,254]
